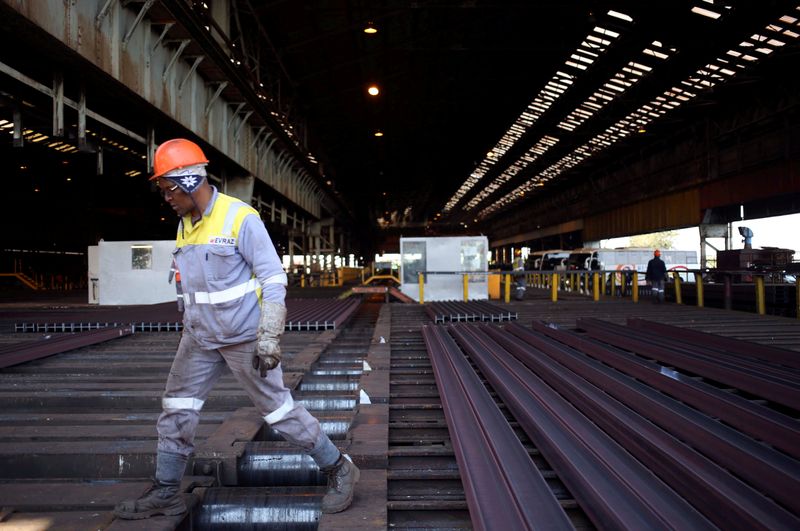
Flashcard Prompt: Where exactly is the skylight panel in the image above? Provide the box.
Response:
[692,6,722,19]
[608,10,633,22]
[593,26,620,38]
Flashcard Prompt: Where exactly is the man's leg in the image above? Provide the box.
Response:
[221,340,360,513]
[115,334,227,519]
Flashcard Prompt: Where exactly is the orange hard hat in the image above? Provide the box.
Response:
[150,139,209,180]
[654,249,661,257]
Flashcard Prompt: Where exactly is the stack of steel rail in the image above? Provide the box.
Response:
[13,302,182,333]
[11,298,361,333]
[425,301,517,324]
[285,298,361,331]
[422,321,800,529]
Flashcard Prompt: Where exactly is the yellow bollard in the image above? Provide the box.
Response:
[593,272,600,301]
[600,272,605,298]
[673,271,683,305]
[504,274,511,303]
[610,271,617,297]
[755,275,765,315]
[695,272,704,308]
[418,272,425,304]
[301,274,305,288]
[551,272,558,302]
[632,271,639,303]
[463,273,469,302]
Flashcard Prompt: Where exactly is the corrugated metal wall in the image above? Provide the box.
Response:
[583,189,701,241]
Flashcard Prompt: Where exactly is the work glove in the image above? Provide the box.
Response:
[253,301,287,376]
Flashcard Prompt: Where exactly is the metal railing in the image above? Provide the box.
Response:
[413,269,800,317]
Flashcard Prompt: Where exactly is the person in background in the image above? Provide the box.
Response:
[114,138,359,519]
[645,249,667,303]
[512,249,526,300]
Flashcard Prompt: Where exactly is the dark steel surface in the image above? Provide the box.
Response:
[0,325,133,368]
[628,317,800,369]
[449,324,715,530]
[530,320,800,460]
[481,323,799,529]
[510,322,800,514]
[423,324,572,531]
[285,298,361,331]
[578,317,800,410]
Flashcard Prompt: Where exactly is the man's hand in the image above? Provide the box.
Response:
[253,301,287,376]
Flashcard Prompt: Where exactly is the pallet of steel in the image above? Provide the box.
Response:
[422,324,572,530]
[426,301,517,324]
[0,326,134,369]
[285,298,361,331]
[449,323,800,529]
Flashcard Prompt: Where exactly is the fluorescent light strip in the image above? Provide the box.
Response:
[443,23,623,212]
[475,9,800,220]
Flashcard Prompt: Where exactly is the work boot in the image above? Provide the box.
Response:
[113,480,186,519]
[320,454,360,513]
[114,451,188,520]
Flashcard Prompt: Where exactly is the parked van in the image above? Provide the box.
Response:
[567,247,698,282]
[527,249,570,271]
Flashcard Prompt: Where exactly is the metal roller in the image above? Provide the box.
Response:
[238,444,326,486]
[261,418,352,442]
[193,486,324,530]
[295,397,356,411]
[298,376,359,392]
[311,368,363,376]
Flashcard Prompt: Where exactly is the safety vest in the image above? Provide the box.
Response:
[172,191,277,348]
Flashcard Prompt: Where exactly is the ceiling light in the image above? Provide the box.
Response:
[374,130,384,137]
[367,85,380,96]
[691,6,721,19]
[364,22,377,34]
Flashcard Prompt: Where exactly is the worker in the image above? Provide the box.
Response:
[114,139,359,519]
[512,249,526,300]
[645,249,668,303]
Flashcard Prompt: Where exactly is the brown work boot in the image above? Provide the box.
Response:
[113,481,186,520]
[320,454,360,513]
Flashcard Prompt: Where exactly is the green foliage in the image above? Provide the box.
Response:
[629,230,678,250]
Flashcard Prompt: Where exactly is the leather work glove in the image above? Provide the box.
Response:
[253,301,287,376]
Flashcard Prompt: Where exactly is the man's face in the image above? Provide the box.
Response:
[157,180,194,217]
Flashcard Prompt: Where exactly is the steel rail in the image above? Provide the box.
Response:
[448,324,714,530]
[0,326,134,369]
[583,317,800,387]
[628,317,800,369]
[422,325,571,531]
[611,319,800,383]
[427,301,516,323]
[578,317,800,410]
[530,321,800,460]
[508,322,800,513]
[478,324,799,529]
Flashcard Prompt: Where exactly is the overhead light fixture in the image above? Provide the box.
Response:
[364,21,377,34]
[374,130,384,137]
[367,85,380,96]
